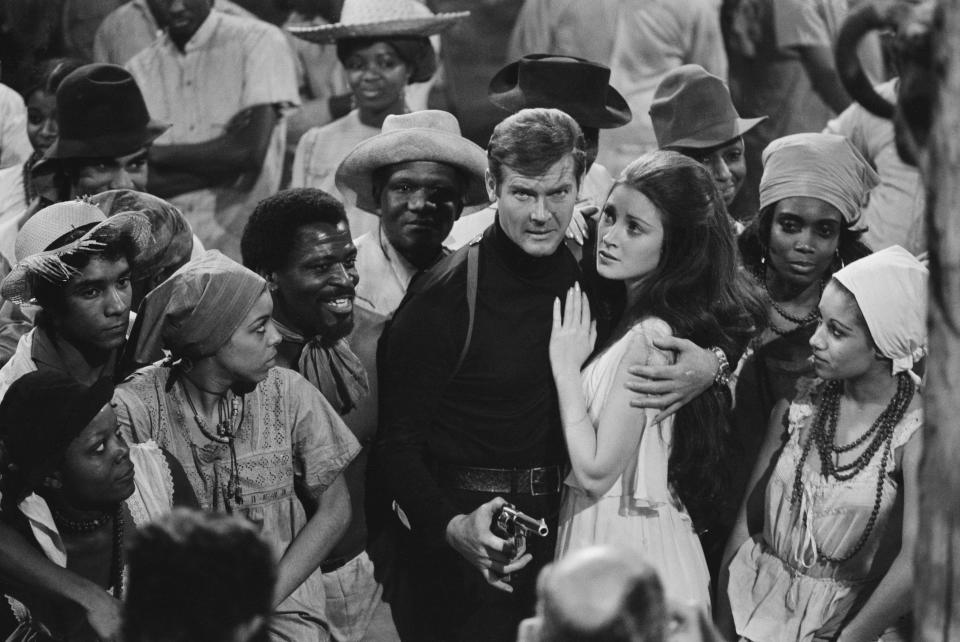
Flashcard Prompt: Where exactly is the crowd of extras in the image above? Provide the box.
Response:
[0,0,932,640]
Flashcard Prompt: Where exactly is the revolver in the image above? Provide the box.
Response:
[491,503,549,559]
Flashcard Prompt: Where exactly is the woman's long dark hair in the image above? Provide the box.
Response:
[592,151,765,533]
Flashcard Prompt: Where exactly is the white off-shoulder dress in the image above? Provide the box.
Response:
[555,318,712,608]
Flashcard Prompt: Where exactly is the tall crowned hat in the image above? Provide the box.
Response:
[287,0,469,45]
[488,54,632,129]
[33,64,168,175]
[650,64,765,149]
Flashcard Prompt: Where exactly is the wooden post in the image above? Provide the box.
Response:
[916,0,960,638]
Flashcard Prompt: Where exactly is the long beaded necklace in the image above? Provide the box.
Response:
[53,504,125,598]
[179,379,246,508]
[790,373,915,564]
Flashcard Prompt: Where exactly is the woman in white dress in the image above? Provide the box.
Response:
[549,151,763,607]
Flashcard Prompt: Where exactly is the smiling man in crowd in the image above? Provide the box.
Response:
[241,187,401,641]
[241,188,365,417]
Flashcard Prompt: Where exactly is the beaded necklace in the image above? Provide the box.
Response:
[754,267,823,336]
[790,373,915,564]
[179,378,246,508]
[53,504,125,598]
[53,507,111,532]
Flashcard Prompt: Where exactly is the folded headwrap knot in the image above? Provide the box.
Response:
[273,320,369,414]
[833,245,928,376]
[759,132,880,224]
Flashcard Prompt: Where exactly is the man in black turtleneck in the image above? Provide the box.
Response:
[377,106,725,641]
[376,108,587,640]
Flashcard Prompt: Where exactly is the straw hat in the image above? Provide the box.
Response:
[1,200,153,305]
[33,64,168,175]
[488,55,632,129]
[650,64,766,149]
[335,110,488,214]
[287,0,469,45]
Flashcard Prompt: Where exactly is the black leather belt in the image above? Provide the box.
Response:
[438,464,563,496]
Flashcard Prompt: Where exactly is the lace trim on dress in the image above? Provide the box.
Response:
[125,440,175,527]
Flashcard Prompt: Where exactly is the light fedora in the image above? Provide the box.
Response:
[288,0,469,45]
[489,54,632,129]
[335,110,488,214]
[34,64,168,175]
[650,64,766,149]
[1,200,153,305]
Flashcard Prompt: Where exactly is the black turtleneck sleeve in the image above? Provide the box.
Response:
[376,221,581,546]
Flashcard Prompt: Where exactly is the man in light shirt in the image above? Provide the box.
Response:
[127,0,299,260]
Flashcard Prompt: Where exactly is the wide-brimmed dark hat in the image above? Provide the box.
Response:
[336,110,488,214]
[488,54,632,129]
[650,64,766,149]
[0,371,114,502]
[34,63,168,174]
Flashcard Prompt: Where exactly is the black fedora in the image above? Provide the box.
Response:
[35,64,168,173]
[488,54,632,129]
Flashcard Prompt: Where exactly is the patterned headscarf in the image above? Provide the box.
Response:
[833,245,928,375]
[130,251,266,363]
[759,133,880,224]
[89,189,194,282]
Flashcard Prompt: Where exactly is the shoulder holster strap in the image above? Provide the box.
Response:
[453,239,480,375]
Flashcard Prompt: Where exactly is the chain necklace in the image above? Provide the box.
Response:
[179,378,246,508]
[53,504,125,598]
[790,373,914,564]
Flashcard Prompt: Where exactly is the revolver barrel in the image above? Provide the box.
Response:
[502,505,549,537]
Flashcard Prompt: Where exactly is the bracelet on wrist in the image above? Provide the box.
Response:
[710,346,731,387]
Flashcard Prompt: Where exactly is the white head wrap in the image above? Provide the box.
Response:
[759,133,880,224]
[833,245,928,375]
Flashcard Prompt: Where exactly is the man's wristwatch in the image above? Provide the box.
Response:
[710,346,731,387]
